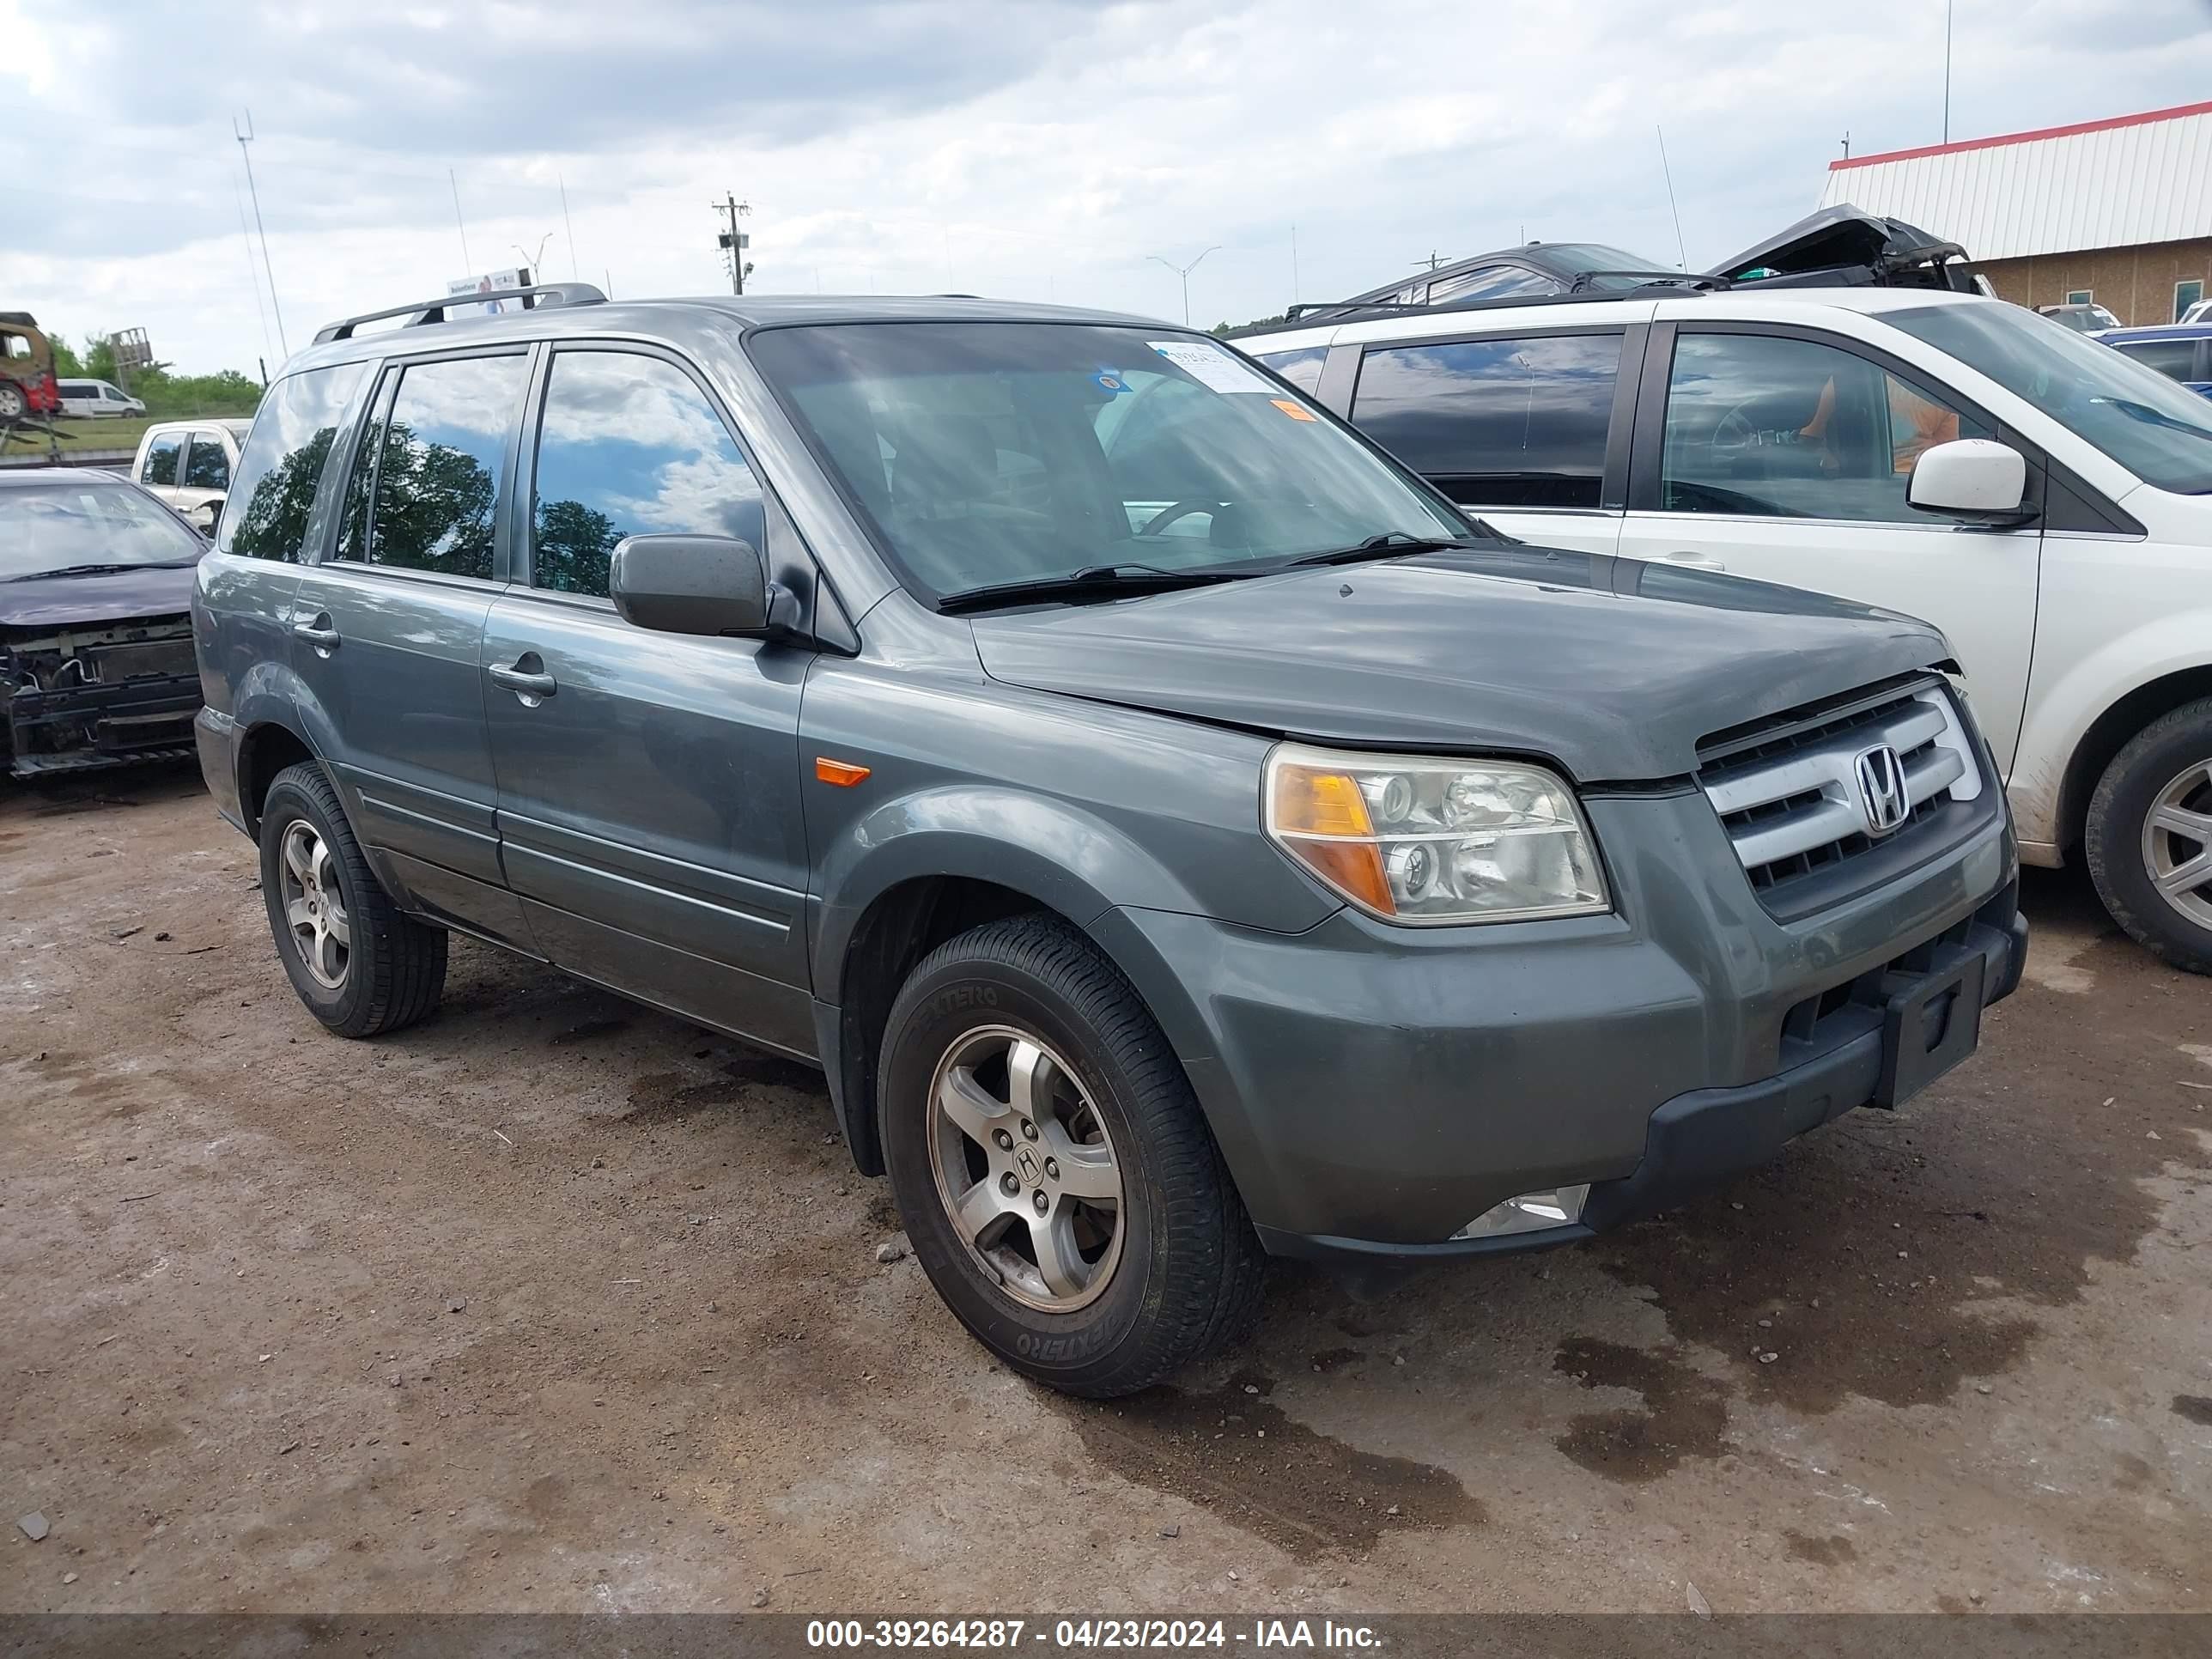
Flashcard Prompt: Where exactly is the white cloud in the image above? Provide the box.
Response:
[3,0,2207,372]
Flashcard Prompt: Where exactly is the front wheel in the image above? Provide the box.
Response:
[258,762,448,1035]
[2086,698,2212,974]
[0,384,25,421]
[878,915,1264,1396]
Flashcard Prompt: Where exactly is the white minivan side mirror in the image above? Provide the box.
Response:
[1908,438,2033,526]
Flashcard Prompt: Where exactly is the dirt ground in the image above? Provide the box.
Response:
[3,761,2209,1617]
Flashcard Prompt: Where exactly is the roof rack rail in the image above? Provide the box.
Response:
[312,282,609,345]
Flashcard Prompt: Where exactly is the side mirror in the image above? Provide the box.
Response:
[1908,439,2034,526]
[609,531,804,641]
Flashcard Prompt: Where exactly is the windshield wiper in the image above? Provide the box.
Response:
[937,562,1259,615]
[1279,531,1483,568]
[2089,395,2212,441]
[1,562,170,583]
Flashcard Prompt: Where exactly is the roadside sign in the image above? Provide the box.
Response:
[445,268,530,319]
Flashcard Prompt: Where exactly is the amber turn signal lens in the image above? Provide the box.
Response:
[1270,764,1374,837]
[814,757,872,787]
[1267,763,1395,915]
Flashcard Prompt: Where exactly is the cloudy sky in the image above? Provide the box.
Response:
[4,0,2209,374]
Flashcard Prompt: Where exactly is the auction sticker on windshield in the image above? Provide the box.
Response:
[1147,338,1275,394]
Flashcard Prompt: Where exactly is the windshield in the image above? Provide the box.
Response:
[1887,302,2212,495]
[748,322,1469,601]
[0,480,204,580]
[1541,242,1677,286]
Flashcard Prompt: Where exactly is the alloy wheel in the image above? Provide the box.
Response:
[927,1024,1125,1313]
[279,819,351,990]
[2142,761,2212,932]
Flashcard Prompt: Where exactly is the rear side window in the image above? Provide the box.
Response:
[529,349,760,599]
[1352,332,1622,507]
[1254,346,1327,394]
[347,354,529,581]
[142,433,181,486]
[182,432,230,490]
[222,362,368,560]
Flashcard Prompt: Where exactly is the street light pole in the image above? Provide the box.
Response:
[1147,246,1221,325]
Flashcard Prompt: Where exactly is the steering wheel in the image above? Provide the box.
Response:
[1136,499,1220,537]
[1708,403,1761,461]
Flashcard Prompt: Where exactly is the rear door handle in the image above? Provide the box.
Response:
[291,617,341,650]
[488,658,558,700]
[1656,551,1727,571]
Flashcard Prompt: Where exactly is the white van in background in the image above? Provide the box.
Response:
[56,378,146,418]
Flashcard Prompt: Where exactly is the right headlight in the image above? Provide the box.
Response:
[1263,743,1608,924]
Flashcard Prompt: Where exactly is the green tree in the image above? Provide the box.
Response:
[533,497,620,597]
[369,422,499,579]
[229,428,335,559]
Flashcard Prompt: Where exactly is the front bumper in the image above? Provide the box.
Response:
[1097,787,2021,1260]
[4,672,203,778]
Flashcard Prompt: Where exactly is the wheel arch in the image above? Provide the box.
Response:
[2053,665,2212,857]
[813,801,1229,1178]
[228,662,343,837]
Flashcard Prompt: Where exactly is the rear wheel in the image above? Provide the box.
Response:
[258,762,447,1035]
[2086,698,2212,974]
[878,914,1264,1396]
[0,384,25,421]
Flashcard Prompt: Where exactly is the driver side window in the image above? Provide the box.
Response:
[1660,332,1986,523]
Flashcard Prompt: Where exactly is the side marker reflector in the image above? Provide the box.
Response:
[815,757,872,787]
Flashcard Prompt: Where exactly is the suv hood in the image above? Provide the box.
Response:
[0,562,200,629]
[969,548,1953,782]
[1711,205,1979,294]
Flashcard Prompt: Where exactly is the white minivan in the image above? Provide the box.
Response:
[1242,285,2212,970]
[56,378,146,418]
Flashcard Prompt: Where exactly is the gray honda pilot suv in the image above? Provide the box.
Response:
[192,284,2027,1396]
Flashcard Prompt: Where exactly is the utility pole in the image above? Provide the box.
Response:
[1412,250,1453,274]
[1291,223,1300,305]
[234,112,288,356]
[713,194,752,295]
[1147,246,1219,325]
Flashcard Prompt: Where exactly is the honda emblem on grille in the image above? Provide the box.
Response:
[1855,744,1909,837]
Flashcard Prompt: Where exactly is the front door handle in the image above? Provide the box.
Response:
[488,657,558,702]
[1656,551,1727,572]
[291,616,341,651]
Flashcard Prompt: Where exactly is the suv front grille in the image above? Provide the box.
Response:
[1697,676,1990,918]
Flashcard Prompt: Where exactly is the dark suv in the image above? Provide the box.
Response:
[192,284,2027,1395]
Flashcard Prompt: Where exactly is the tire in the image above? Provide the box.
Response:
[0,384,24,421]
[878,914,1265,1396]
[2085,697,2212,975]
[258,761,448,1036]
